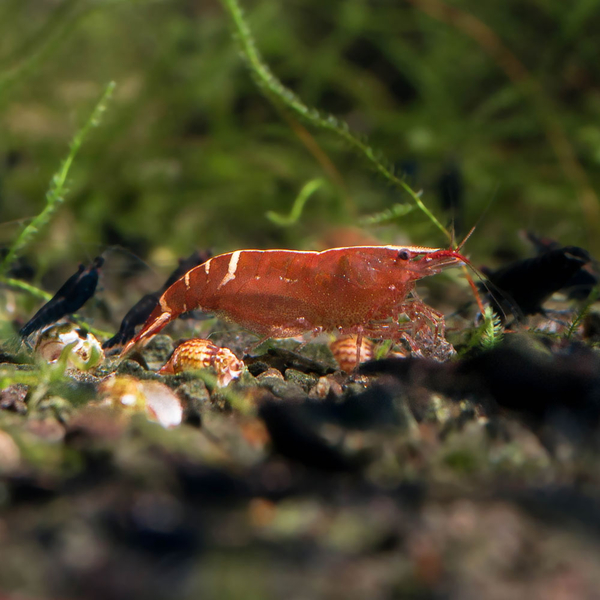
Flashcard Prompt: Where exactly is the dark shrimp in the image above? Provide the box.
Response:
[103,250,210,349]
[20,256,104,338]
[102,293,160,350]
[524,233,598,301]
[482,246,592,320]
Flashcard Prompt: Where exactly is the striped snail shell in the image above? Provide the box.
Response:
[159,338,244,387]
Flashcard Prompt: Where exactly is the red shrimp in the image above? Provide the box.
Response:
[120,245,473,358]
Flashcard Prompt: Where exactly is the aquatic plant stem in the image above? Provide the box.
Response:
[0,81,115,277]
[219,0,451,243]
[266,179,325,227]
[1,277,113,339]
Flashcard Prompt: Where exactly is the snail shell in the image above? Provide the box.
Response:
[329,335,374,373]
[98,375,183,428]
[158,338,244,387]
[35,323,104,370]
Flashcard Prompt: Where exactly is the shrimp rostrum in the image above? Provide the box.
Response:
[121,245,471,356]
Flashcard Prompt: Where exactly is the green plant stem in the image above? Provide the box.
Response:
[0,81,115,277]
[219,0,451,243]
[0,277,51,302]
[1,276,113,339]
[266,178,325,226]
[0,368,41,391]
[359,203,415,227]
[567,287,600,339]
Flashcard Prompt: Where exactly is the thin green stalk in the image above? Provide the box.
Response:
[567,287,600,339]
[0,277,52,302]
[266,178,325,226]
[219,0,451,242]
[0,81,115,277]
[460,305,503,353]
[0,370,42,395]
[0,277,113,340]
[359,203,415,227]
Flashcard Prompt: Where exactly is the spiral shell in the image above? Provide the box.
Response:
[35,323,104,370]
[98,375,183,428]
[158,338,244,387]
[98,375,146,412]
[329,335,374,373]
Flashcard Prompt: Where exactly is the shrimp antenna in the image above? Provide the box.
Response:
[454,183,499,252]
[446,221,485,314]
[448,184,504,317]
[460,262,513,324]
[456,223,477,253]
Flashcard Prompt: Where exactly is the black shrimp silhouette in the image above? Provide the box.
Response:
[482,246,592,320]
[103,250,210,349]
[524,233,598,301]
[20,256,104,338]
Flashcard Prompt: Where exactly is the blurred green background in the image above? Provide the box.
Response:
[1,0,600,279]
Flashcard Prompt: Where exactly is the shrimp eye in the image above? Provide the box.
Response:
[397,249,411,261]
